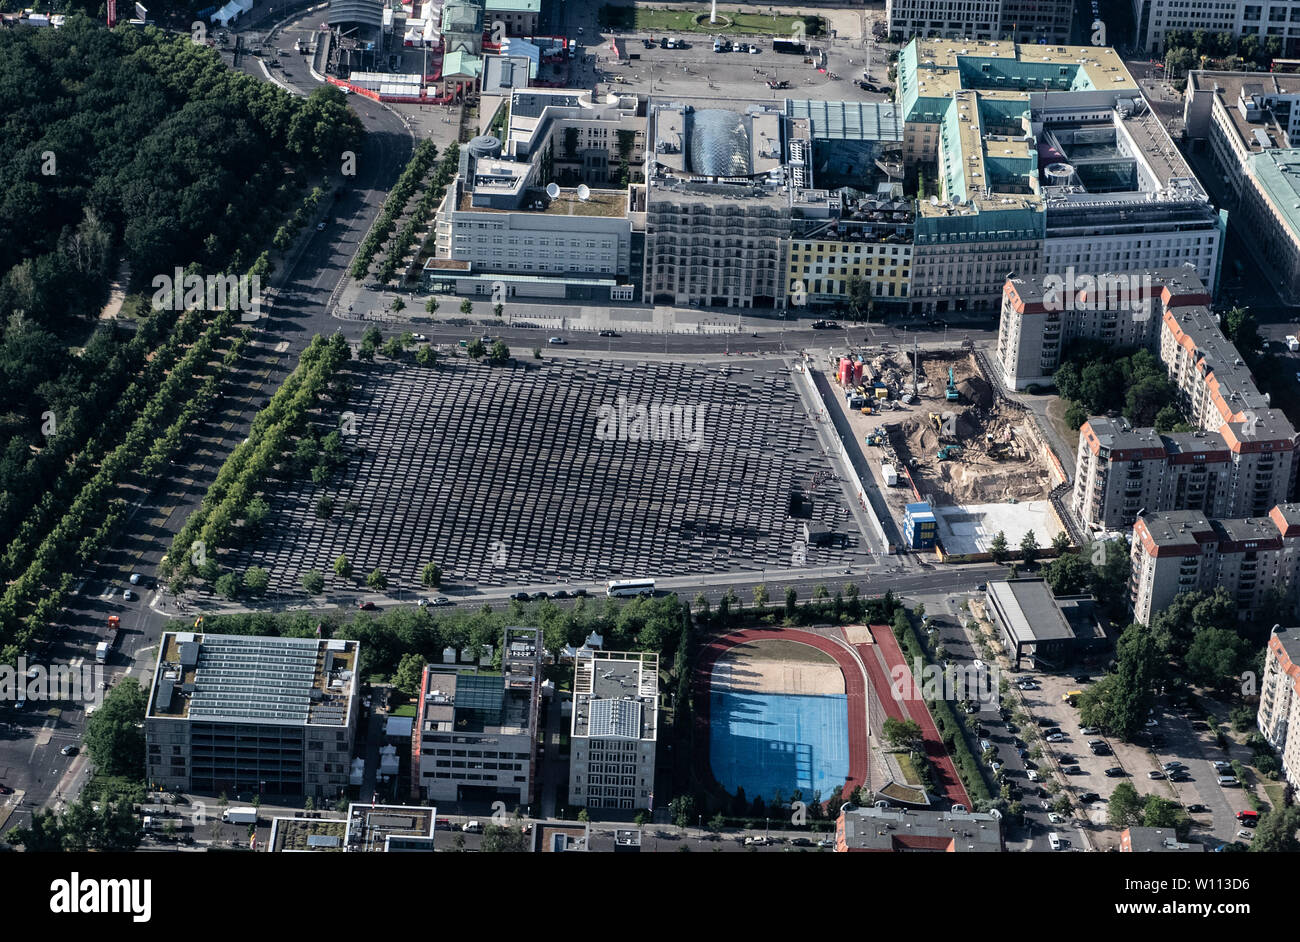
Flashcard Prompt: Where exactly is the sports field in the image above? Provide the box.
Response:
[708,640,849,800]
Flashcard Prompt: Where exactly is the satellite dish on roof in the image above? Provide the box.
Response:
[545,182,560,199]
[577,184,591,201]
[929,195,939,205]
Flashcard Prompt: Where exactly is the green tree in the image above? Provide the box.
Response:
[1051,531,1071,555]
[460,299,474,316]
[488,340,510,364]
[1223,305,1261,356]
[466,338,486,360]
[381,337,404,359]
[316,494,335,519]
[334,554,353,579]
[1019,530,1039,565]
[669,794,697,829]
[753,584,769,607]
[882,717,923,749]
[366,568,388,591]
[393,653,425,695]
[990,531,1009,564]
[215,572,240,599]
[1250,806,1300,852]
[391,297,405,314]
[415,345,438,367]
[302,569,325,595]
[784,586,798,620]
[243,496,270,531]
[425,296,440,314]
[481,823,528,852]
[84,679,146,780]
[421,561,443,588]
[1142,795,1182,828]
[1185,627,1251,689]
[1107,781,1145,827]
[243,566,270,597]
[1044,552,1092,596]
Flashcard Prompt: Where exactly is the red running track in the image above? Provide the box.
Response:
[869,624,972,808]
[695,628,868,804]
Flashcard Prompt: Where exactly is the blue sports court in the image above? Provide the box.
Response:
[708,690,849,800]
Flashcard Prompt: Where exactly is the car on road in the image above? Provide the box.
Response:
[412,333,426,341]
[431,597,452,606]
[816,838,834,847]
[357,601,377,611]
[598,329,620,337]
[530,591,550,601]
[1236,810,1259,826]
[1213,760,1232,771]
[60,744,79,756]
[1145,718,1159,727]
[129,573,142,585]
[1027,769,1039,782]
[123,589,134,601]
[547,336,567,345]
[744,835,768,845]
[417,597,430,608]
[1105,767,1126,777]
[553,590,570,599]
[511,592,530,601]
[0,784,12,794]
[316,222,326,231]
[573,588,589,597]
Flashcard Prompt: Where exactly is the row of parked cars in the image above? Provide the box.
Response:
[510,588,590,602]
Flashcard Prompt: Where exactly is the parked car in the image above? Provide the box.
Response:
[431,597,452,606]
[1186,804,1209,814]
[598,329,620,337]
[1147,770,1165,780]
[316,222,326,231]
[530,591,550,601]
[1036,718,1055,727]
[1104,767,1126,777]
[1027,769,1040,782]
[547,336,567,345]
[573,588,589,597]
[1079,792,1101,804]
[129,573,142,585]
[416,598,430,608]
[979,739,993,752]
[1062,764,1083,774]
[511,592,530,601]
[123,589,134,601]
[553,590,570,599]
[1090,744,1112,756]
[1046,733,1067,742]
[1237,829,1254,840]
[1080,726,1100,735]
[60,745,79,756]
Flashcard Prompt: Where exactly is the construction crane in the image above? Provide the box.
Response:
[945,367,960,401]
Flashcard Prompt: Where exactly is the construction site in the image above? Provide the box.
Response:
[823,342,1064,554]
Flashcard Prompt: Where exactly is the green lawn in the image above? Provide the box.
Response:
[1262,781,1286,813]
[389,703,417,717]
[599,5,823,37]
[894,751,923,786]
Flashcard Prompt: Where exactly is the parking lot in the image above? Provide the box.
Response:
[593,33,896,104]
[1006,669,1253,848]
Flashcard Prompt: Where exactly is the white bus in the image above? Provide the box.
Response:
[606,578,656,598]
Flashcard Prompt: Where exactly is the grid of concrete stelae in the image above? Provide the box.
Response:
[222,357,869,594]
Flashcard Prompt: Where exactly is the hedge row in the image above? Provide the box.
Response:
[272,186,328,253]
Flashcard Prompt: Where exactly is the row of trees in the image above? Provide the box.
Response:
[162,332,353,592]
[272,185,329,253]
[350,139,439,280]
[0,307,247,660]
[376,144,460,285]
[1161,30,1283,79]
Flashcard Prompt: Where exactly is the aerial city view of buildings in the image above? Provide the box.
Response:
[3,0,1300,864]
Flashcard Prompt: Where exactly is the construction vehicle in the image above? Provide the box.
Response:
[945,367,960,401]
[937,444,962,461]
[866,430,887,447]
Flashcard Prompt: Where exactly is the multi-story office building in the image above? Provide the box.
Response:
[1129,502,1300,623]
[412,627,543,805]
[1134,0,1300,56]
[1259,625,1300,791]
[836,804,1005,851]
[426,90,646,302]
[896,38,1222,315]
[484,0,539,38]
[568,651,659,811]
[885,0,1073,45]
[643,100,815,309]
[1184,71,1300,302]
[145,632,361,799]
